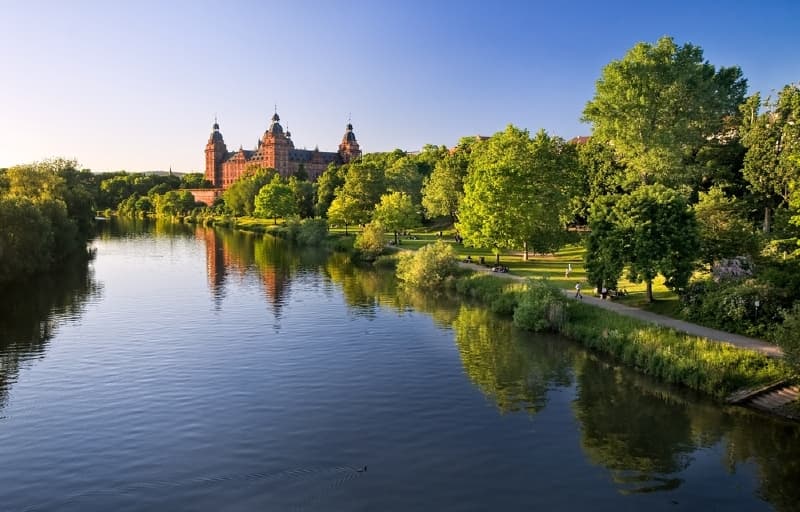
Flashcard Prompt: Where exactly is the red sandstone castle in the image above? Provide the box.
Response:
[204,112,361,188]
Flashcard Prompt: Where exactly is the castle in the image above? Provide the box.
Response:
[205,112,361,187]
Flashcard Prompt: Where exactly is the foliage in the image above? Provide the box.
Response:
[694,186,760,267]
[0,196,55,282]
[561,302,787,398]
[338,161,386,221]
[513,279,570,332]
[296,218,329,246]
[454,273,522,315]
[680,278,786,338]
[396,240,458,290]
[354,222,386,261]
[254,175,297,224]
[583,36,747,187]
[584,198,624,292]
[384,156,423,206]
[421,150,469,222]
[154,190,197,217]
[327,194,367,235]
[572,138,627,223]
[457,126,577,262]
[586,184,699,301]
[180,172,213,189]
[222,167,276,216]
[315,163,346,217]
[372,191,420,245]
[288,177,315,219]
[774,303,800,376]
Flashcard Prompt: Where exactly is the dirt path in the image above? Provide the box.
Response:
[460,262,783,358]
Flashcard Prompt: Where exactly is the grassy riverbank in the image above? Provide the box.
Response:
[429,264,790,399]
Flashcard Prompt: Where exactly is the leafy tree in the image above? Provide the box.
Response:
[254,175,297,224]
[587,184,699,302]
[180,172,213,189]
[583,36,747,187]
[740,85,800,232]
[694,186,760,267]
[154,190,196,217]
[315,163,346,217]
[421,150,469,222]
[327,194,367,235]
[372,191,420,245]
[396,240,458,290]
[288,177,315,219]
[354,222,386,260]
[572,138,626,224]
[339,161,386,218]
[413,144,449,176]
[292,163,309,181]
[384,156,423,206]
[222,166,276,216]
[458,125,576,263]
[584,198,625,293]
[0,196,53,282]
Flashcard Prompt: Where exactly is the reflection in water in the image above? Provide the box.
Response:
[573,356,695,493]
[0,258,101,411]
[190,224,800,509]
[453,306,573,414]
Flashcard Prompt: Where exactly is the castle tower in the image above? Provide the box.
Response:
[205,120,227,187]
[260,112,294,177]
[338,122,361,163]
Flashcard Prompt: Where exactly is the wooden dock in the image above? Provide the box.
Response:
[727,381,800,419]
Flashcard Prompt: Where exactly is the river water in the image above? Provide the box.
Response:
[0,220,798,511]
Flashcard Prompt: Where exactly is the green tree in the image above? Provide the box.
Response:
[222,167,276,216]
[315,163,346,217]
[583,36,747,187]
[0,196,53,282]
[254,175,297,224]
[421,150,469,222]
[694,186,760,267]
[373,191,420,245]
[288,177,315,219]
[572,138,627,224]
[327,193,367,235]
[354,222,386,261]
[740,85,800,232]
[457,126,576,263]
[154,190,196,217]
[584,198,625,293]
[180,172,213,189]
[338,161,386,220]
[384,156,423,206]
[587,184,699,302]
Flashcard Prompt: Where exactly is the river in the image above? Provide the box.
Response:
[0,219,798,511]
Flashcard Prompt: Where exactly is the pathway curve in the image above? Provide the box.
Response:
[459,262,783,358]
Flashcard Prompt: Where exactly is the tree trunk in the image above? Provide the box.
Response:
[344,223,348,236]
[496,253,500,265]
[394,231,399,245]
[646,279,654,303]
[273,217,277,225]
[523,241,529,261]
[763,206,771,233]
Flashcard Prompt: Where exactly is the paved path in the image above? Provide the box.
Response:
[460,262,783,358]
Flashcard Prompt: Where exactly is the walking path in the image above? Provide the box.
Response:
[459,262,783,358]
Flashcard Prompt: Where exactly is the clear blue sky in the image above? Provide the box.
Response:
[1,0,798,173]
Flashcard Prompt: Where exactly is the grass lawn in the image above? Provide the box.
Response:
[389,224,682,316]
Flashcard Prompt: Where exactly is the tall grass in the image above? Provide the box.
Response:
[448,273,789,399]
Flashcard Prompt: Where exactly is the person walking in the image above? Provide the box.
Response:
[565,263,572,278]
[574,282,582,299]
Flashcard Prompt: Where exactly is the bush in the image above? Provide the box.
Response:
[354,222,386,261]
[513,279,570,332]
[297,218,329,246]
[396,240,458,290]
[774,303,800,377]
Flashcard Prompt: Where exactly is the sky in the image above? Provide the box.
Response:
[1,0,798,173]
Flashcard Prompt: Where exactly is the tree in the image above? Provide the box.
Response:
[740,85,800,232]
[154,190,196,217]
[254,175,297,224]
[584,198,625,294]
[315,163,346,218]
[457,125,576,263]
[384,156,423,206]
[327,194,368,235]
[338,161,386,219]
[0,196,53,282]
[572,138,627,224]
[288,177,315,219]
[421,150,469,222]
[373,192,420,245]
[583,36,747,187]
[222,166,276,216]
[354,222,386,260]
[694,186,760,267]
[180,172,213,189]
[586,184,699,302]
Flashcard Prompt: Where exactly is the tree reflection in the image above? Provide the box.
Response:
[0,258,101,411]
[573,354,703,494]
[453,306,573,414]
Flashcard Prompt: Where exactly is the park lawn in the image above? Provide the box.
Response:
[392,225,681,314]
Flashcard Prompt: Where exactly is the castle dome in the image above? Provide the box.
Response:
[268,112,284,135]
[209,121,224,143]
[343,122,357,143]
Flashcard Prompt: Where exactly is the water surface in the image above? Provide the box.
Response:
[0,220,798,511]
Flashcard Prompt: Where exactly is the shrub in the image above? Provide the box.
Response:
[396,240,458,290]
[354,222,386,261]
[774,303,800,377]
[297,218,328,246]
[513,279,570,332]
